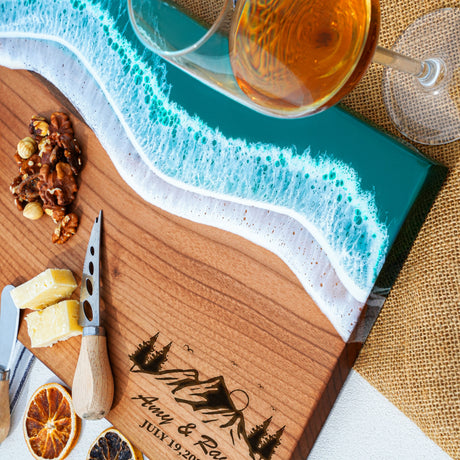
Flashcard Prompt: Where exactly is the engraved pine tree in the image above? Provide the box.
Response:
[257,427,284,460]
[247,417,284,460]
[145,341,172,373]
[129,333,171,373]
[247,417,272,453]
[129,333,159,370]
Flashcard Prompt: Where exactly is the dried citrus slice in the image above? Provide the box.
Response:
[23,382,81,460]
[87,427,143,460]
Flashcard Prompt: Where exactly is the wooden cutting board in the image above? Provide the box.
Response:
[0,66,361,460]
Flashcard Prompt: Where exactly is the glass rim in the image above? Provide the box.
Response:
[127,0,232,57]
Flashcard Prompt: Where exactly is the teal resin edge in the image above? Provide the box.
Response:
[0,0,389,304]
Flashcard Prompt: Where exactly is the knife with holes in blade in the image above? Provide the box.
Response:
[0,285,20,443]
[72,210,114,420]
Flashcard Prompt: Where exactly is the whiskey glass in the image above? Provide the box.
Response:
[128,0,460,145]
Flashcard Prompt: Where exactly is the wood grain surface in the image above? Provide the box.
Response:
[0,66,360,459]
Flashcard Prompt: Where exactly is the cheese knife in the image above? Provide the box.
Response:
[72,210,114,420]
[0,285,20,443]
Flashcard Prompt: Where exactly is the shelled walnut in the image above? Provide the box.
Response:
[49,112,82,175]
[10,112,83,244]
[39,163,78,209]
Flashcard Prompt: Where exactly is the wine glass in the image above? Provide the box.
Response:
[127,0,460,145]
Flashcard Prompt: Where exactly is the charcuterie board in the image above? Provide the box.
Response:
[0,66,445,459]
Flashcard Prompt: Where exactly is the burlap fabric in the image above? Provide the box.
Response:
[173,0,234,33]
[342,1,460,459]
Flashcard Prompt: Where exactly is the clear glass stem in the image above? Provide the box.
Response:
[373,45,445,88]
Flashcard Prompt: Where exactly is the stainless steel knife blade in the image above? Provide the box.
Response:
[0,284,20,443]
[79,210,102,330]
[0,285,20,374]
[73,210,114,420]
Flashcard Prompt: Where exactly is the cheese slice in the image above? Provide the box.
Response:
[11,268,77,310]
[26,299,82,348]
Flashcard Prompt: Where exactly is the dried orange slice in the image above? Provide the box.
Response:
[23,382,81,460]
[87,427,143,460]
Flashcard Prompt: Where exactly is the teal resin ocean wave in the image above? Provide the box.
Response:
[0,0,388,302]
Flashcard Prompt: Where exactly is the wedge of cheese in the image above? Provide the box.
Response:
[11,268,77,310]
[25,299,82,348]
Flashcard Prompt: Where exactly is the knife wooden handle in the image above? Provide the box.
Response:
[72,330,114,420]
[0,375,10,443]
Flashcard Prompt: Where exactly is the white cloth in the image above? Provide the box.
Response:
[1,342,112,459]
[6,340,34,417]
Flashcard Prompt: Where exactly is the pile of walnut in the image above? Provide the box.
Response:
[10,112,82,244]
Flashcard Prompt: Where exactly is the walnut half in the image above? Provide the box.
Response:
[38,162,78,209]
[49,112,82,175]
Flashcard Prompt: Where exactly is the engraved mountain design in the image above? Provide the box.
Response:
[129,333,284,459]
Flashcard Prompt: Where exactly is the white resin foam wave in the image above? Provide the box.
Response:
[0,0,390,341]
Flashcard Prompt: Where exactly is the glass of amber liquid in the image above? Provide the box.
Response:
[128,0,460,145]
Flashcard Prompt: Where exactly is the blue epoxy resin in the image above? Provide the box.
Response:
[0,0,442,340]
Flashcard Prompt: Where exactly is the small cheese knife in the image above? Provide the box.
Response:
[72,210,114,420]
[0,285,20,443]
